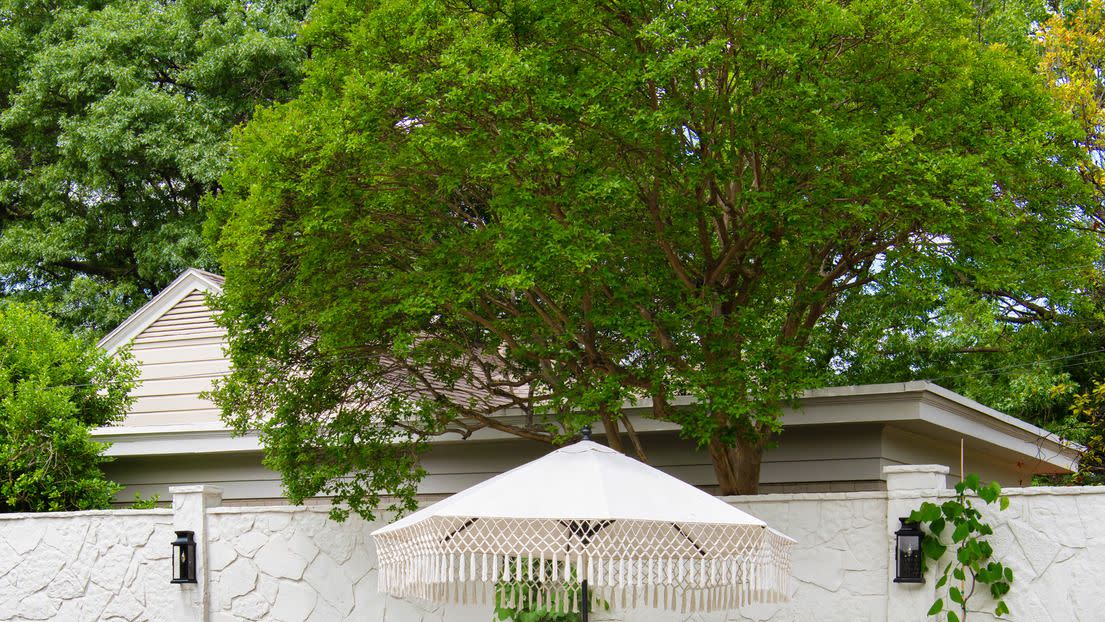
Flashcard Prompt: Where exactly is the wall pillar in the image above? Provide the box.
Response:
[884,465,948,622]
[170,485,223,622]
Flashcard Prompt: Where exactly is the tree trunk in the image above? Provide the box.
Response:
[600,413,625,453]
[707,435,766,495]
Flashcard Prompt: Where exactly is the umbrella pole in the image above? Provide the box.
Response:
[580,428,592,622]
[581,579,589,622]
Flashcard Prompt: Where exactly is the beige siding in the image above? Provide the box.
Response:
[105,453,283,503]
[881,426,1036,487]
[417,427,887,496]
[123,289,228,427]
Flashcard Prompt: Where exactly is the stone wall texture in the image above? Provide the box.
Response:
[0,509,175,621]
[1,477,1104,621]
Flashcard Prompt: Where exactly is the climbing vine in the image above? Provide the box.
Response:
[909,474,1014,621]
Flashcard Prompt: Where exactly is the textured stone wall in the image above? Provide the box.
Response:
[730,492,890,622]
[0,509,175,621]
[582,492,890,622]
[205,506,487,622]
[1,482,1104,621]
[200,494,890,622]
[987,488,1105,622]
[891,486,1105,622]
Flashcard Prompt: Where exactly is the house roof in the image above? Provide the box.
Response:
[92,270,1081,478]
[97,268,224,355]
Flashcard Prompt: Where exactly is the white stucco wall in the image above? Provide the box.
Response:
[2,475,1103,622]
[0,509,175,621]
[888,486,1105,622]
[205,506,488,622]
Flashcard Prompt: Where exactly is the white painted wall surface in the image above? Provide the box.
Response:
[205,506,488,622]
[2,472,1103,622]
[0,509,175,621]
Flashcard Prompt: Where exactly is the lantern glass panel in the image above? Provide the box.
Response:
[171,531,197,584]
[894,520,924,583]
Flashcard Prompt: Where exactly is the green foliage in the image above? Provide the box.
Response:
[0,0,307,331]
[909,475,1014,621]
[492,558,603,622]
[819,0,1105,451]
[1067,380,1105,483]
[0,304,137,512]
[209,0,1093,514]
[130,492,160,509]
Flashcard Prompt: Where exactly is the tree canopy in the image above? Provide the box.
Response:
[0,0,306,331]
[208,0,1094,515]
[820,1,1105,458]
[0,304,136,512]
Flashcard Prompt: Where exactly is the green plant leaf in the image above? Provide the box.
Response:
[952,522,970,543]
[942,501,964,520]
[928,599,944,615]
[915,503,942,523]
[979,481,1001,503]
[965,473,981,490]
[995,600,1010,616]
[923,538,947,560]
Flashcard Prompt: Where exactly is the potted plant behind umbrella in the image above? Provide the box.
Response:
[372,428,794,620]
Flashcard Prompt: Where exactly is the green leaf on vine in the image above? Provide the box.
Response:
[952,522,970,543]
[995,600,1010,616]
[922,537,947,560]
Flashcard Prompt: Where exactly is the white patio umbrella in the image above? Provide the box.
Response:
[371,431,794,618]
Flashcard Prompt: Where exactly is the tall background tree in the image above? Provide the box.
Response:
[209,0,1094,515]
[0,0,307,331]
[819,1,1105,469]
[0,304,137,512]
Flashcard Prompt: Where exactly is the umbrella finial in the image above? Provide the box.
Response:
[581,425,592,441]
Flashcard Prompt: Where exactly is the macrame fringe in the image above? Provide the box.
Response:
[374,523,794,612]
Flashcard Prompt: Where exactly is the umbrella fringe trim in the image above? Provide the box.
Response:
[373,526,793,612]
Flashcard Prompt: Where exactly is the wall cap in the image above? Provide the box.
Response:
[169,485,224,495]
[883,465,951,475]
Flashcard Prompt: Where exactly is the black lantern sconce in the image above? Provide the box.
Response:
[893,519,924,583]
[171,531,197,584]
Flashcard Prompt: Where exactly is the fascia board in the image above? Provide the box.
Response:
[93,423,259,457]
[915,394,1079,472]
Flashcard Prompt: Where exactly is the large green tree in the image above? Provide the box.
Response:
[818,1,1105,444]
[0,304,137,512]
[209,0,1093,514]
[0,0,306,331]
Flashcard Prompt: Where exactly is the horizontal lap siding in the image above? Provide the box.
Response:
[416,427,886,496]
[124,290,228,427]
[106,453,285,502]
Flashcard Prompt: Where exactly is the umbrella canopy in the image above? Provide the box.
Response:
[372,440,794,614]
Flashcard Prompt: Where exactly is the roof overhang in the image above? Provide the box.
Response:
[790,382,1080,474]
[93,423,260,456]
[93,381,1080,474]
